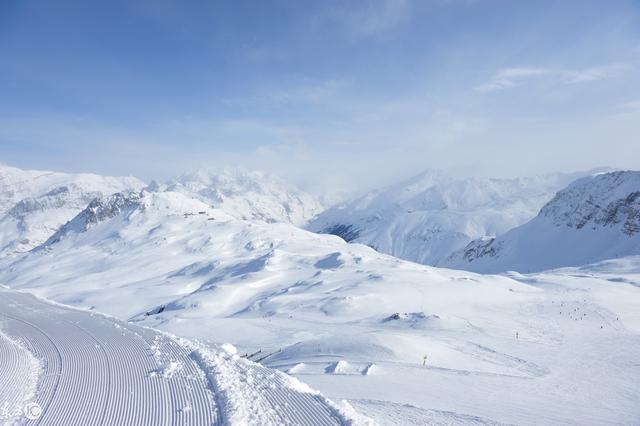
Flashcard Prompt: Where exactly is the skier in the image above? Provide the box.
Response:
[516,331,519,340]
[422,355,428,367]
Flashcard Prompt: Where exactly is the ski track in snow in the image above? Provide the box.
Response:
[0,288,358,426]
[187,343,367,426]
[0,328,40,425]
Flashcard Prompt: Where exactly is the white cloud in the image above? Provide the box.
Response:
[564,63,629,83]
[319,0,412,38]
[476,63,631,94]
[475,67,552,93]
[352,0,411,36]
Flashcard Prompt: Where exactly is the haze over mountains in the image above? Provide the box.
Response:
[158,169,324,225]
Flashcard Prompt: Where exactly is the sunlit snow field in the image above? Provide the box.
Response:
[2,189,638,425]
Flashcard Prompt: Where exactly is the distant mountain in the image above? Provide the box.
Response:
[158,169,323,226]
[307,169,604,265]
[39,191,143,248]
[0,164,144,256]
[443,171,640,273]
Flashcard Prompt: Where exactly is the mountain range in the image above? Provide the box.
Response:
[0,165,322,258]
[307,168,607,265]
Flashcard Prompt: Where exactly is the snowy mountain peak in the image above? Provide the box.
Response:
[308,168,604,265]
[538,170,640,234]
[443,171,640,273]
[0,164,144,256]
[0,163,143,212]
[38,191,143,248]
[162,168,323,225]
[37,189,230,250]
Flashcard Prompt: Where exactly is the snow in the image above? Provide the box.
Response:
[0,287,363,425]
[0,182,638,424]
[0,163,322,258]
[307,168,606,265]
[0,163,144,257]
[0,163,639,424]
[185,338,371,425]
[444,171,640,273]
[0,323,41,425]
[0,286,218,425]
[161,168,324,226]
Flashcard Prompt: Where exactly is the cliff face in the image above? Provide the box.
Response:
[0,164,143,256]
[443,171,640,273]
[539,171,640,234]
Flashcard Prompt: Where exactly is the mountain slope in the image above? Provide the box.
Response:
[2,187,639,424]
[160,169,323,226]
[0,164,144,256]
[443,171,640,273]
[307,169,602,265]
[0,287,363,425]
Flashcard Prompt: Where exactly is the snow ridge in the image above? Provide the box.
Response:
[443,171,640,273]
[0,164,144,256]
[40,191,143,247]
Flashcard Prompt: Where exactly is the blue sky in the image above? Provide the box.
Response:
[1,0,639,189]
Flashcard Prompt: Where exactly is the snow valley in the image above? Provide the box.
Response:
[0,163,639,425]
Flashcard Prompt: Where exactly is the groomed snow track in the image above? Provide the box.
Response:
[0,288,351,425]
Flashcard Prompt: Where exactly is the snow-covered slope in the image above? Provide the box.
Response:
[307,169,601,265]
[0,164,144,256]
[0,287,363,425]
[443,171,640,273]
[2,187,639,424]
[160,169,323,226]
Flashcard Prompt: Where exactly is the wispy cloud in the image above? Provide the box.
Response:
[564,63,630,83]
[475,67,553,93]
[350,0,412,36]
[318,0,412,38]
[475,63,631,93]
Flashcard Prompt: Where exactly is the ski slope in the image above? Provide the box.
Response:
[0,325,40,425]
[0,287,368,425]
